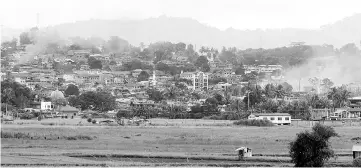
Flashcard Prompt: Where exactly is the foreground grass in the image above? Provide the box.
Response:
[1,120,360,166]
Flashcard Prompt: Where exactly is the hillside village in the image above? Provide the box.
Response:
[1,27,361,122]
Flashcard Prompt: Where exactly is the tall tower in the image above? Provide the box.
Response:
[151,65,157,87]
[36,13,40,28]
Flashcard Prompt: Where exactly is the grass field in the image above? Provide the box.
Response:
[1,118,360,167]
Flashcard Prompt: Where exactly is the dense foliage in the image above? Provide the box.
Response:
[289,123,338,167]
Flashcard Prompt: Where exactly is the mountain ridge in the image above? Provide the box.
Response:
[2,13,361,49]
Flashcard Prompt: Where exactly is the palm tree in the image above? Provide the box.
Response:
[3,88,15,116]
[163,86,179,100]
[275,85,286,99]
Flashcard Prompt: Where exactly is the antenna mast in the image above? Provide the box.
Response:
[37,13,40,28]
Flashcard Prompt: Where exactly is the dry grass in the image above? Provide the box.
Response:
[1,118,359,166]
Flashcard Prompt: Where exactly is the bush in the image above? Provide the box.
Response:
[353,157,361,167]
[1,132,31,139]
[65,135,93,140]
[19,113,34,120]
[289,123,338,167]
[233,119,274,127]
[87,118,92,122]
[92,119,97,124]
[41,122,55,126]
[204,113,243,120]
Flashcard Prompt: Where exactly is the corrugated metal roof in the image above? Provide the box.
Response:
[352,145,361,151]
[252,113,291,116]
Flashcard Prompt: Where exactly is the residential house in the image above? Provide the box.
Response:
[346,97,361,119]
[215,82,232,91]
[258,65,282,73]
[131,69,143,78]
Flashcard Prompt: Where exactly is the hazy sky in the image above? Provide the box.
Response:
[1,0,360,30]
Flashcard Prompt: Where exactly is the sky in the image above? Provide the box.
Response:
[1,0,361,30]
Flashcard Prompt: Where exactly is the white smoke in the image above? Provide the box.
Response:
[19,29,65,64]
[284,54,361,91]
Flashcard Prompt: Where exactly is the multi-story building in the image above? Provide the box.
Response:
[180,71,209,90]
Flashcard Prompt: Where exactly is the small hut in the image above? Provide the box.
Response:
[235,147,252,160]
[59,105,79,118]
[353,145,361,159]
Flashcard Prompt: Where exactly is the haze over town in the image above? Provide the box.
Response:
[1,0,361,167]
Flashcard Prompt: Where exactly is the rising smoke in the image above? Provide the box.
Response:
[284,53,361,91]
[19,29,64,64]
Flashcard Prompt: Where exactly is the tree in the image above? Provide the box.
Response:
[1,80,33,109]
[175,42,186,52]
[321,78,334,92]
[106,36,130,52]
[162,86,179,100]
[74,91,116,112]
[147,89,164,102]
[281,82,293,94]
[69,44,82,50]
[20,32,32,45]
[235,66,245,75]
[64,84,80,96]
[88,57,102,69]
[264,84,276,98]
[195,56,210,72]
[3,88,15,115]
[289,123,338,167]
[137,71,150,82]
[327,86,351,109]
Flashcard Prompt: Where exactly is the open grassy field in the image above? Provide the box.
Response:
[1,118,360,167]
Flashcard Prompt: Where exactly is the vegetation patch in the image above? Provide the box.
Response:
[233,119,274,127]
[1,131,95,140]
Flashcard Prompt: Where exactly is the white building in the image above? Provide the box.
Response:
[180,71,209,90]
[248,113,291,125]
[41,102,53,110]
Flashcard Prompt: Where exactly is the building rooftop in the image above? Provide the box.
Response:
[352,145,361,151]
[252,113,291,116]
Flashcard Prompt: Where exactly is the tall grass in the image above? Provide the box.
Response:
[1,131,95,140]
[233,119,274,127]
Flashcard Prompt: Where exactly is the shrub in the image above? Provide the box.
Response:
[289,123,338,167]
[233,119,274,127]
[203,113,243,120]
[92,119,97,124]
[353,157,361,167]
[41,122,55,126]
[87,118,92,122]
[19,113,34,120]
[1,132,30,139]
[66,135,93,140]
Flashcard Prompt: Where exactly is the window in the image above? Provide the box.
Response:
[285,117,290,120]
[278,117,282,120]
[270,117,275,120]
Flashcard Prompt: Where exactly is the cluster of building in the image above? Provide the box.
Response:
[1,46,293,117]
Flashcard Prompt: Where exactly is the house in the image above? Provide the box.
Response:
[215,82,232,90]
[248,113,291,125]
[353,145,361,159]
[180,71,209,91]
[41,102,53,111]
[58,105,79,117]
[132,69,143,77]
[347,97,361,119]
[235,147,252,160]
